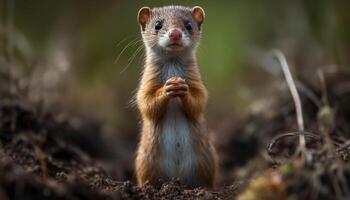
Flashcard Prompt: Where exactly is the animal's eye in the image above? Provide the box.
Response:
[185,21,192,31]
[155,21,162,31]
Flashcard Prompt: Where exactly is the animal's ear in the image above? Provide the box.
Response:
[138,7,151,31]
[192,6,205,29]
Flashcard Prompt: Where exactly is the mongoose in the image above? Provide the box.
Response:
[135,5,218,188]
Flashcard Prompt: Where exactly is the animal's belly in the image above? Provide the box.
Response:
[159,100,195,180]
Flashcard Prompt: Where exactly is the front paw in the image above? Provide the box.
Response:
[165,77,188,97]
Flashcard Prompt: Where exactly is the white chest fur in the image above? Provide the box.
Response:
[159,64,195,180]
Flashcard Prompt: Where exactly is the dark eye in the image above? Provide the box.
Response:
[185,21,192,31]
[155,21,162,31]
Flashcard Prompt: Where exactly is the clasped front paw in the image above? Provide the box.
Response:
[165,77,188,98]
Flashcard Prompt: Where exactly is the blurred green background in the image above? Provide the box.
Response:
[1,0,349,142]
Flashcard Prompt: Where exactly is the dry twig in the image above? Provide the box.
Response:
[271,49,311,162]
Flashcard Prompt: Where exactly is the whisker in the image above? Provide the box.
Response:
[114,38,142,64]
[116,35,137,47]
[128,45,144,63]
[120,45,144,74]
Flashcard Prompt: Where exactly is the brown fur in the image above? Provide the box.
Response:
[135,6,218,188]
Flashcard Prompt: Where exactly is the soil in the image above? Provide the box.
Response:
[0,68,350,200]
[0,99,239,199]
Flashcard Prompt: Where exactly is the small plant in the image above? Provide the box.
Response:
[267,50,350,199]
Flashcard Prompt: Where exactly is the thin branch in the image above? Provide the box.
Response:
[271,49,307,155]
[268,131,320,155]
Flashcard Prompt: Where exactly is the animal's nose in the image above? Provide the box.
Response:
[169,30,182,42]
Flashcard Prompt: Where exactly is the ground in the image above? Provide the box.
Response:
[0,68,350,199]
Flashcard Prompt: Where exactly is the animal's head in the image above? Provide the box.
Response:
[137,6,205,57]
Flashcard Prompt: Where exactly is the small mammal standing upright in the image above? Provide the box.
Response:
[135,5,218,188]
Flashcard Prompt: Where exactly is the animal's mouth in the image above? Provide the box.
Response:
[168,43,182,47]
[166,43,184,50]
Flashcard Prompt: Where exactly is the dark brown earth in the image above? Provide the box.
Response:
[0,99,239,199]
[0,68,350,200]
